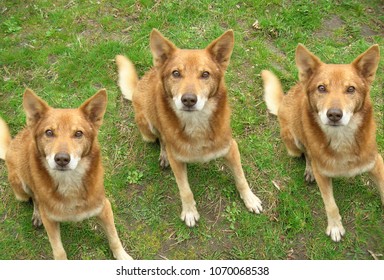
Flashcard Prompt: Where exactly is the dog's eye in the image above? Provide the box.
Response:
[318,85,327,93]
[45,130,54,137]
[172,70,181,78]
[201,71,210,79]
[346,86,355,94]
[74,131,83,138]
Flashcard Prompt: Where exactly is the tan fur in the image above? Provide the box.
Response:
[0,89,132,259]
[262,44,383,242]
[116,29,262,227]
[0,117,11,160]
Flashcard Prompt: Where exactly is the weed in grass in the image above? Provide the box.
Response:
[2,16,22,34]
[127,169,144,185]
[223,202,241,231]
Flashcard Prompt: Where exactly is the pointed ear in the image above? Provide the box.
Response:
[352,44,380,84]
[295,44,323,82]
[23,88,50,126]
[206,29,234,70]
[79,89,107,129]
[150,29,178,67]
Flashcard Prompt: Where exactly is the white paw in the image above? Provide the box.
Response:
[181,206,200,227]
[326,224,345,242]
[240,190,263,214]
[114,250,133,260]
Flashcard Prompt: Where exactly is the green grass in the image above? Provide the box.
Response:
[0,0,383,260]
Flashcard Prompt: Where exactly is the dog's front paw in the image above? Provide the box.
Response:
[114,250,134,260]
[326,223,345,242]
[241,190,263,214]
[181,206,200,227]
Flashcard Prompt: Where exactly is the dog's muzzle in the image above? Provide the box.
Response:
[181,93,198,109]
[319,108,352,127]
[54,153,71,169]
[326,108,343,126]
[46,153,80,171]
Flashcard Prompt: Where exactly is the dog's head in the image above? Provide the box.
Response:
[295,44,380,127]
[149,29,234,112]
[23,89,107,172]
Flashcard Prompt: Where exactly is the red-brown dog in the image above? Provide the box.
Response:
[116,29,263,227]
[0,89,132,259]
[262,44,383,242]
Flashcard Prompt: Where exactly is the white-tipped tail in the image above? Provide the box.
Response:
[261,70,284,116]
[0,117,11,160]
[115,55,139,100]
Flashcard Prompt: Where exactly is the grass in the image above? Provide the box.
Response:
[0,0,383,260]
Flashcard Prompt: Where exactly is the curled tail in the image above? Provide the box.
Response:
[261,70,284,115]
[115,55,139,100]
[0,117,11,160]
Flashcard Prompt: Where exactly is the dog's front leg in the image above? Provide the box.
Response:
[97,199,133,260]
[224,139,262,214]
[167,151,200,227]
[312,163,345,242]
[40,209,67,260]
[368,154,384,205]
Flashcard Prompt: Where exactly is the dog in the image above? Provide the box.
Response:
[0,89,132,259]
[262,44,383,242]
[116,29,262,227]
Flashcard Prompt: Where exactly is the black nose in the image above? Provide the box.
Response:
[326,108,343,122]
[181,93,197,108]
[54,153,71,167]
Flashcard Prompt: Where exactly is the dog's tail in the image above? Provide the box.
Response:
[0,117,11,160]
[115,55,139,101]
[261,70,284,116]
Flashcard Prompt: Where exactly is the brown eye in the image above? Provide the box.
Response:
[201,71,210,79]
[74,131,83,138]
[318,85,326,93]
[45,130,54,137]
[172,70,181,78]
[347,86,355,93]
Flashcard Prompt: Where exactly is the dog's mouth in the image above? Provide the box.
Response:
[53,166,71,171]
[181,106,198,112]
[327,121,343,127]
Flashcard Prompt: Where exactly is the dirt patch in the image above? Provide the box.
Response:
[314,14,346,42]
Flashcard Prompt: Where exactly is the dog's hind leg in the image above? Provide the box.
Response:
[31,198,42,227]
[159,139,169,168]
[368,154,384,205]
[135,113,157,143]
[280,127,302,157]
[304,154,315,183]
[224,139,262,214]
[7,170,30,202]
[97,199,133,260]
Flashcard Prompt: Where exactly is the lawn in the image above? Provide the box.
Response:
[0,0,383,260]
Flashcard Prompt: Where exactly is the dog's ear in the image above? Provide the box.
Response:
[295,44,322,82]
[150,29,177,67]
[79,89,107,129]
[206,29,234,70]
[23,89,50,127]
[352,44,380,84]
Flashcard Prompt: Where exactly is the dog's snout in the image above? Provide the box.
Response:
[54,153,71,167]
[181,93,197,108]
[327,108,343,122]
